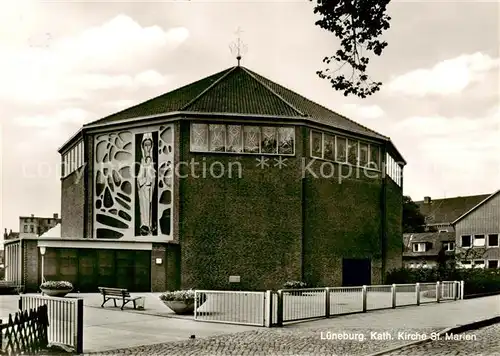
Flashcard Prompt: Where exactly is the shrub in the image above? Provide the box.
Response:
[40,281,73,290]
[159,289,197,302]
[283,280,307,289]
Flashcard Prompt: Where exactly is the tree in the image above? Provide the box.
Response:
[311,0,392,98]
[402,195,426,233]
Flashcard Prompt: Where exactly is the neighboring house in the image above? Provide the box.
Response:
[3,229,19,241]
[415,194,491,232]
[453,190,500,269]
[4,64,406,293]
[403,232,455,268]
[19,213,61,238]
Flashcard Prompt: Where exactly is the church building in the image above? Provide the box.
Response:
[5,64,405,292]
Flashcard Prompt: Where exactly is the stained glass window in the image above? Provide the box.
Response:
[359,142,369,167]
[191,124,208,152]
[209,124,226,152]
[244,126,260,153]
[323,134,335,161]
[347,139,358,165]
[278,127,294,155]
[226,125,243,153]
[261,127,277,154]
[311,131,323,158]
[369,145,380,170]
[336,136,347,163]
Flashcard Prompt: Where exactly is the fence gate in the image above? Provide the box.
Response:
[19,295,84,354]
[194,290,267,326]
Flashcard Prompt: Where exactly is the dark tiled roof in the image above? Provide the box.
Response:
[85,66,387,141]
[416,194,491,225]
[403,232,455,258]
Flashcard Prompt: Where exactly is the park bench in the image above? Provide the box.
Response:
[98,287,141,310]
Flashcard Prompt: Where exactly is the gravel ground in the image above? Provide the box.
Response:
[86,327,440,356]
[384,323,500,356]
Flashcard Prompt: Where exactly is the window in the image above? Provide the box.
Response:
[461,260,472,268]
[311,131,323,158]
[261,126,277,154]
[47,219,51,224]
[473,260,485,268]
[461,235,471,247]
[30,225,34,233]
[443,242,455,251]
[243,126,260,153]
[473,235,485,247]
[336,136,347,163]
[23,225,28,233]
[323,134,335,161]
[488,234,499,247]
[226,125,243,153]
[209,124,226,152]
[412,243,426,252]
[191,123,209,151]
[359,142,369,167]
[347,139,358,165]
[487,260,499,269]
[369,145,380,169]
[277,127,294,155]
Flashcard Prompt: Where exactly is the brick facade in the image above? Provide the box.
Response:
[61,166,86,238]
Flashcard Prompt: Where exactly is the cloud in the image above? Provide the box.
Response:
[0,14,187,105]
[388,52,499,96]
[14,108,93,129]
[340,104,385,120]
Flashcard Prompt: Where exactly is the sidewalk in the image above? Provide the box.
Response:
[88,295,500,355]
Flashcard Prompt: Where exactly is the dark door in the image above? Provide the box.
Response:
[78,249,97,292]
[342,258,371,286]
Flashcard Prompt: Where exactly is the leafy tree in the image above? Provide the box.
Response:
[311,0,392,98]
[402,195,426,233]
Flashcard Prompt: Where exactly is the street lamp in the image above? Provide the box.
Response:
[39,246,46,283]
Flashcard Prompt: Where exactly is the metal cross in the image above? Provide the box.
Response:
[229,27,248,66]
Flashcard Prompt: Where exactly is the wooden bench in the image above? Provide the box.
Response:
[98,287,141,310]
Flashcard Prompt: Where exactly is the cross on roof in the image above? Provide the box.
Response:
[229,26,248,66]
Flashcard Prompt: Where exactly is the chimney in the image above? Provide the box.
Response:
[424,196,431,204]
[53,213,59,219]
[31,213,34,217]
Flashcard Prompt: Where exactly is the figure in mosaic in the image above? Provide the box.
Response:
[137,133,156,235]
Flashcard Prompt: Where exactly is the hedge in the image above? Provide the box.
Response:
[386,267,500,296]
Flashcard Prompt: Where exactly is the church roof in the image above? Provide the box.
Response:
[85,66,387,141]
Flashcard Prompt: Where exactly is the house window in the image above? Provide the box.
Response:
[347,139,358,165]
[487,260,499,269]
[261,126,278,154]
[209,124,226,152]
[47,219,51,224]
[336,136,347,163]
[461,235,471,247]
[412,243,426,252]
[278,127,294,155]
[23,225,28,233]
[226,125,243,153]
[488,234,499,247]
[460,260,472,268]
[473,260,485,268]
[443,242,455,251]
[369,145,380,170]
[359,142,369,167]
[473,235,485,247]
[191,123,209,151]
[30,225,34,233]
[243,126,260,153]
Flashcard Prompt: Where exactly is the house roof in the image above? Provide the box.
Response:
[416,194,491,225]
[403,232,455,258]
[452,190,500,225]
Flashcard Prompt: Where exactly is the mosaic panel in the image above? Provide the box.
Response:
[93,125,174,240]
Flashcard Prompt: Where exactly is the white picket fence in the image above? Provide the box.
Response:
[194,281,463,327]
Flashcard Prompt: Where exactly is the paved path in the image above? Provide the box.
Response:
[385,323,500,356]
[87,295,500,355]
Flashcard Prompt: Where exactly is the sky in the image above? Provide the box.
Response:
[0,0,499,241]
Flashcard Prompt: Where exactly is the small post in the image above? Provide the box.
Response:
[416,283,420,306]
[391,284,396,308]
[436,281,441,303]
[265,290,273,327]
[18,296,23,311]
[76,299,84,354]
[325,287,330,318]
[460,281,465,299]
[276,290,283,327]
[454,281,458,301]
[362,285,367,312]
